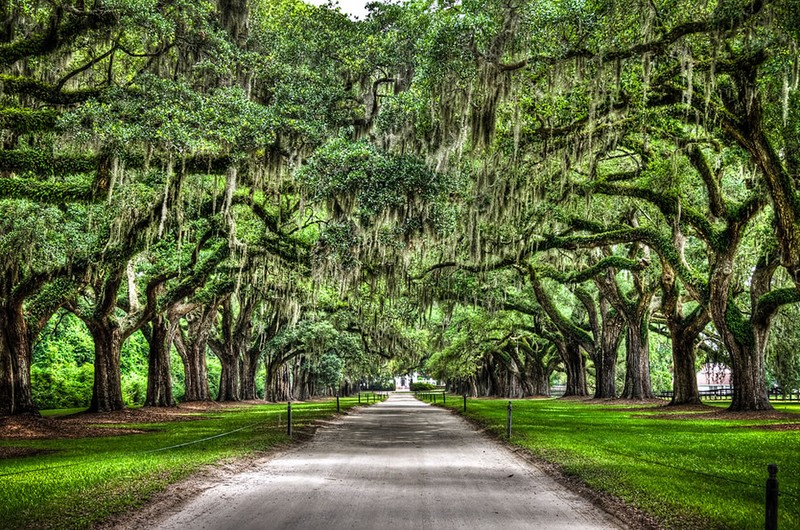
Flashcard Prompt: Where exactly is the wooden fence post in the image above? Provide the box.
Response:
[507,401,513,439]
[766,463,778,530]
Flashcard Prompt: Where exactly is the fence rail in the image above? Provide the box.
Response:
[414,390,447,404]
[658,388,800,401]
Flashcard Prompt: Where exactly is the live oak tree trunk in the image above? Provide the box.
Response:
[660,260,705,405]
[85,319,124,412]
[240,349,260,400]
[74,271,133,413]
[1,266,72,416]
[522,348,553,397]
[573,286,623,400]
[293,358,311,401]
[595,303,625,399]
[715,303,773,411]
[528,269,590,397]
[670,331,702,405]
[595,264,655,401]
[524,346,556,396]
[0,304,37,415]
[215,348,241,402]
[663,273,708,405]
[559,339,588,397]
[268,362,292,402]
[72,265,166,412]
[144,313,175,407]
[174,305,215,402]
[175,334,210,401]
[708,253,774,411]
[530,366,551,396]
[210,295,259,402]
[621,317,655,399]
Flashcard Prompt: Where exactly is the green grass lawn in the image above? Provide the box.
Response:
[434,396,800,529]
[0,398,367,530]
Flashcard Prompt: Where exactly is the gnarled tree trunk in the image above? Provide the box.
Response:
[670,331,702,405]
[559,339,588,397]
[0,303,37,415]
[240,349,260,400]
[709,254,774,411]
[268,362,292,402]
[214,348,241,402]
[596,301,625,399]
[621,316,654,399]
[85,319,124,412]
[174,305,215,401]
[144,313,176,407]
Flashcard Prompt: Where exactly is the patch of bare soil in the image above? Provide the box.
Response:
[0,401,253,440]
[0,446,57,460]
[743,423,800,431]
[585,397,667,407]
[0,414,149,439]
[646,408,800,422]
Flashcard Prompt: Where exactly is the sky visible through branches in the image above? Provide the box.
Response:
[305,0,371,18]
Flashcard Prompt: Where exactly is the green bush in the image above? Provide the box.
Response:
[410,382,436,391]
[31,363,93,409]
[122,372,147,406]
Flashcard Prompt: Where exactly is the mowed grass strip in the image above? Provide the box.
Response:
[0,398,364,530]
[438,397,800,529]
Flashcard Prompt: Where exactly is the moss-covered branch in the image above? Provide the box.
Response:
[527,265,594,349]
[0,75,101,104]
[754,288,800,325]
[160,241,231,312]
[414,256,520,280]
[685,145,725,219]
[0,8,117,67]
[0,108,59,134]
[495,0,768,71]
[591,181,717,245]
[0,150,235,178]
[0,150,96,176]
[0,176,96,202]
[724,298,756,350]
[537,256,648,284]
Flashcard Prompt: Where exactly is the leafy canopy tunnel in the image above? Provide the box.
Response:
[2,0,800,415]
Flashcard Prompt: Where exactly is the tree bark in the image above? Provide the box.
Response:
[268,362,292,402]
[621,316,655,399]
[670,331,702,405]
[559,339,589,397]
[708,251,774,411]
[215,349,241,402]
[209,294,261,402]
[660,258,705,405]
[144,313,175,407]
[174,307,214,401]
[594,263,655,400]
[85,319,124,412]
[528,269,591,398]
[595,301,625,399]
[240,349,260,400]
[0,303,37,415]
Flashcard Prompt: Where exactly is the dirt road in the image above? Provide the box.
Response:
[151,393,623,529]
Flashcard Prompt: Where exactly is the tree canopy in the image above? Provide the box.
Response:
[2,0,800,415]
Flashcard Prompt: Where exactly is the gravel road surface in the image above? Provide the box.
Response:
[152,393,623,529]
